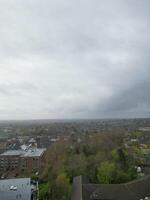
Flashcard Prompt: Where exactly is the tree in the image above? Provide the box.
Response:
[39,183,50,200]
[66,154,87,180]
[54,173,71,200]
[97,161,116,184]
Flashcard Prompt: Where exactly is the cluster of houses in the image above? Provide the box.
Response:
[0,135,61,153]
[123,128,150,173]
[1,125,150,199]
[0,134,70,189]
[71,128,150,200]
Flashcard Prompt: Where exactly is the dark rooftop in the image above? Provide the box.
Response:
[72,175,150,200]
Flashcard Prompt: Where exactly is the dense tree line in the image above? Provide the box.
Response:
[39,133,137,200]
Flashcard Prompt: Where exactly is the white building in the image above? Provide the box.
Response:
[0,178,32,200]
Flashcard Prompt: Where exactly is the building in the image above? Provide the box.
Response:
[72,176,150,200]
[0,178,34,200]
[0,150,24,172]
[0,138,7,154]
[20,147,46,173]
[0,146,46,174]
[36,136,52,148]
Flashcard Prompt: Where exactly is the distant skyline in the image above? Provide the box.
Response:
[0,0,150,120]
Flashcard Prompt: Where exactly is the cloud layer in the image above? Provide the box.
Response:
[0,0,150,119]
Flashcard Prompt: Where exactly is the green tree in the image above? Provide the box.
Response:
[54,173,71,200]
[97,161,116,184]
[39,183,50,200]
[66,154,87,180]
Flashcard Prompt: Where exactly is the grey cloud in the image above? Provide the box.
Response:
[0,82,38,96]
[0,0,150,119]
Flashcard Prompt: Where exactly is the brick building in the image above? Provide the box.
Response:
[0,150,23,172]
[20,147,46,173]
[0,146,46,174]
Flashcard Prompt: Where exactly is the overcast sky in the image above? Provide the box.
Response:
[0,0,150,120]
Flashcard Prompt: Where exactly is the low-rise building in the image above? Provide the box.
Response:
[72,176,150,200]
[0,178,37,200]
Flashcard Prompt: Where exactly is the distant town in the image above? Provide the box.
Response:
[0,118,150,199]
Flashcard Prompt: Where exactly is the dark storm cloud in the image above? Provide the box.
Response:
[0,0,150,119]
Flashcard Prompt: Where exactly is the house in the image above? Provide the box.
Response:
[72,176,150,200]
[35,136,52,148]
[6,138,22,150]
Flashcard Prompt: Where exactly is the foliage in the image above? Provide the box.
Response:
[54,173,71,200]
[65,154,87,180]
[39,183,50,200]
[97,161,116,184]
[41,133,138,199]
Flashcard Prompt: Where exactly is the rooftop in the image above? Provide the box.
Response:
[0,150,24,156]
[72,176,150,200]
[0,178,31,200]
[0,148,46,157]
[21,148,46,157]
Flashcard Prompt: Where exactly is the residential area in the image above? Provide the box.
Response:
[0,119,150,199]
